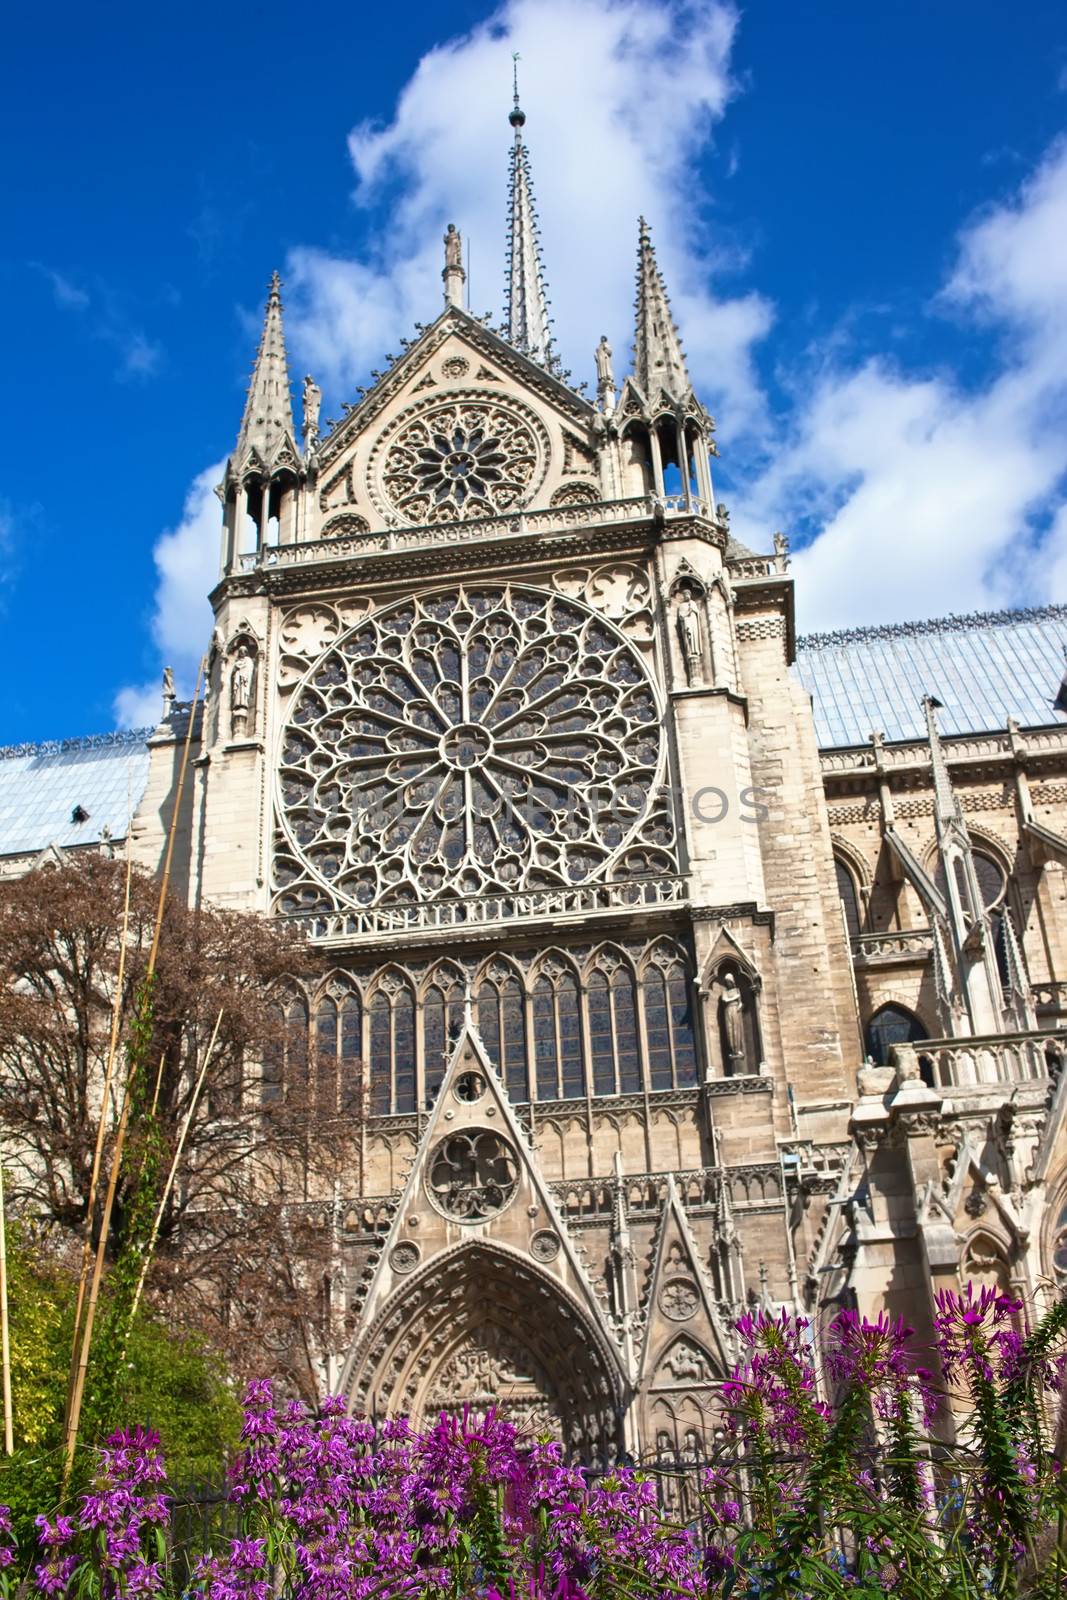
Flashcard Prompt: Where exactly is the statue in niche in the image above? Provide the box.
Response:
[161,666,175,715]
[674,582,704,685]
[302,375,322,445]
[719,971,746,1074]
[229,642,256,738]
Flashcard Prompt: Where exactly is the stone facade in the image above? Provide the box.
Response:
[13,107,1066,1459]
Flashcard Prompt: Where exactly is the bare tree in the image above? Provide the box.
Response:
[0,853,362,1398]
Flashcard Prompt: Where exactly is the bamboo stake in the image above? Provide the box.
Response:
[63,664,205,1488]
[67,841,134,1414]
[0,1164,13,1454]
[127,1009,224,1328]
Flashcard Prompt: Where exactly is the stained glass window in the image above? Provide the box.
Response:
[369,981,415,1114]
[835,859,862,940]
[864,1003,925,1067]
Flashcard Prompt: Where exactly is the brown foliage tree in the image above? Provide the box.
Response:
[0,853,363,1399]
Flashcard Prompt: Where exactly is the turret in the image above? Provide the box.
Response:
[219,272,304,572]
[616,220,717,510]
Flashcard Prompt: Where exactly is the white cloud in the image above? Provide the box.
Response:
[286,0,771,436]
[734,136,1067,633]
[114,464,223,729]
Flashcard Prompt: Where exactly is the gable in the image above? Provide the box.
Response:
[312,314,603,540]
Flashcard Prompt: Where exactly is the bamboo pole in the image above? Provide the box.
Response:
[63,663,205,1488]
[0,1163,13,1454]
[66,842,135,1415]
[127,1008,224,1328]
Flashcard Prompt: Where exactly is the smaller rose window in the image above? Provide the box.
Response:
[375,398,546,524]
[427,1130,519,1220]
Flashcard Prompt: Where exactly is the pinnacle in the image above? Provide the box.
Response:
[504,94,557,371]
[633,217,691,403]
[233,269,299,473]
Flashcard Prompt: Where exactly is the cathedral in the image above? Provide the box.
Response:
[4,96,1067,1461]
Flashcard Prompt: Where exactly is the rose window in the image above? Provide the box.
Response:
[274,585,672,912]
[373,397,547,524]
[427,1130,519,1220]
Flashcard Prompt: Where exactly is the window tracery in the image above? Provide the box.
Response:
[477,961,528,1102]
[1051,1197,1067,1287]
[532,956,585,1100]
[642,948,699,1089]
[864,1003,925,1068]
[370,395,549,524]
[423,965,465,1105]
[368,972,415,1114]
[588,953,641,1095]
[274,584,671,917]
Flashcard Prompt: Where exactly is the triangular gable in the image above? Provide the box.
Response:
[1029,1064,1067,1189]
[314,305,594,477]
[32,842,67,870]
[345,1015,623,1378]
[638,1175,732,1383]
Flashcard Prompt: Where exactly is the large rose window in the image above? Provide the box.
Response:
[372,397,547,524]
[274,585,673,912]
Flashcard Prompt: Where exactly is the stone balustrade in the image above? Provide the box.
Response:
[892,1029,1063,1092]
[851,928,933,963]
[296,873,690,946]
[1032,980,1067,1014]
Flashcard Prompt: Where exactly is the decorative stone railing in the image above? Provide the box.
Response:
[851,928,933,963]
[1032,981,1067,1013]
[891,1030,1062,1092]
[236,496,695,573]
[820,725,1067,774]
[296,874,690,945]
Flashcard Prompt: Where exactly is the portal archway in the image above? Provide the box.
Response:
[343,1240,624,1464]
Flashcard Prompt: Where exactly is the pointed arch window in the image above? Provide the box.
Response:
[478,967,528,1102]
[369,977,415,1114]
[423,978,465,1105]
[588,959,641,1095]
[316,990,362,1114]
[532,965,585,1100]
[1052,1197,1067,1286]
[263,996,308,1106]
[643,956,698,1090]
[864,1003,925,1068]
[834,858,862,941]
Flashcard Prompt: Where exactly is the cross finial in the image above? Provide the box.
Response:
[509,51,525,129]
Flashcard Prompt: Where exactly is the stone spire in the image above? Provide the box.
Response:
[633,218,691,402]
[504,63,556,369]
[234,271,299,472]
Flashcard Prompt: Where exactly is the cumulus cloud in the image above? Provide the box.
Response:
[735,136,1067,632]
[286,0,771,436]
[114,464,223,728]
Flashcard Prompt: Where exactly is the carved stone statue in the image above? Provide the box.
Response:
[161,666,175,712]
[302,375,321,445]
[675,586,704,685]
[720,971,745,1073]
[442,224,466,308]
[773,529,790,571]
[444,222,463,270]
[230,643,255,737]
[594,335,616,410]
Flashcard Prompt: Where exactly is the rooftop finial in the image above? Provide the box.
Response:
[510,50,525,129]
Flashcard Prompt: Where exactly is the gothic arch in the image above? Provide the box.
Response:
[583,944,642,1095]
[1041,1169,1067,1290]
[829,834,872,891]
[960,1229,1012,1295]
[342,1240,624,1462]
[364,966,416,1115]
[529,950,586,1101]
[473,955,529,1101]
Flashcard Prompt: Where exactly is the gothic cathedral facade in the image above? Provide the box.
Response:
[113,105,1067,1459]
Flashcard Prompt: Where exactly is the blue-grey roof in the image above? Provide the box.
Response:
[795,605,1067,748]
[0,731,152,858]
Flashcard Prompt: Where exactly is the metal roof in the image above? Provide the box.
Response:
[0,730,152,858]
[795,605,1067,748]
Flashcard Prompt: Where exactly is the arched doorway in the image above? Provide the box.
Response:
[343,1241,624,1465]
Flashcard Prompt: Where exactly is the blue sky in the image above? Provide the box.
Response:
[3,0,1067,741]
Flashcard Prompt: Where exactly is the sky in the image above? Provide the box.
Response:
[3,0,1067,741]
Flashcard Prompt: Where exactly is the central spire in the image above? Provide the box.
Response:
[504,59,557,371]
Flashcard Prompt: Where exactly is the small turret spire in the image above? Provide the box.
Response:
[633,218,691,402]
[504,58,557,370]
[235,271,298,471]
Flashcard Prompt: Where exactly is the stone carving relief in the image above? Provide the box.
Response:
[550,482,598,508]
[276,600,371,689]
[672,578,708,687]
[273,584,672,914]
[655,1337,716,1384]
[426,1129,519,1221]
[659,1278,699,1321]
[369,394,549,524]
[321,513,370,540]
[390,1242,420,1274]
[426,1323,562,1436]
[441,356,470,379]
[530,1229,561,1262]
[226,628,259,739]
[552,564,654,650]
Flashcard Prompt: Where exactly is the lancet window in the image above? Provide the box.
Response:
[369,975,416,1115]
[423,969,465,1104]
[532,961,585,1100]
[642,954,699,1089]
[588,957,641,1095]
[834,858,863,941]
[315,989,362,1114]
[478,964,528,1101]
[262,996,308,1106]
